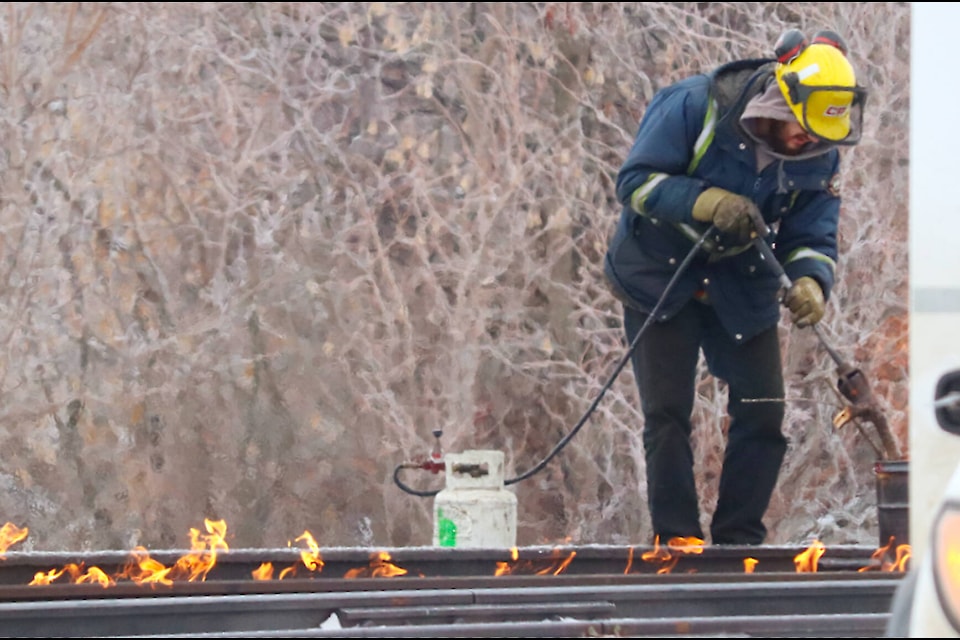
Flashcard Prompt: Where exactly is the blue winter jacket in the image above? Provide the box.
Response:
[604,58,842,343]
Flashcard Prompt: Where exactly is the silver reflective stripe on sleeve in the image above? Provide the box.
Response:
[687,97,718,176]
[632,95,717,217]
[630,173,669,214]
[784,247,837,273]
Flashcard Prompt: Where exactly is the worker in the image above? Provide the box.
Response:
[603,30,867,545]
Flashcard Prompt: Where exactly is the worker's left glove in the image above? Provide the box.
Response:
[784,277,825,327]
[691,187,758,245]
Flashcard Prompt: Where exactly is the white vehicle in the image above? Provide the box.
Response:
[886,3,960,636]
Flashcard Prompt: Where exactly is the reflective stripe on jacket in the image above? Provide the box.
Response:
[604,58,841,343]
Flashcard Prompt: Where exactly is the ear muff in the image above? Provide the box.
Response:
[774,29,808,63]
[810,29,848,56]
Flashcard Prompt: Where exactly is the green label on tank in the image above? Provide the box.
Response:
[437,508,457,547]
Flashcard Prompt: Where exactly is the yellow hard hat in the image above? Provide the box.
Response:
[774,30,866,144]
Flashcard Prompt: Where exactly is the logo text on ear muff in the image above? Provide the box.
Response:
[824,105,849,117]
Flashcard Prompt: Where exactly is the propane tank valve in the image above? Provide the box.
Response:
[452,462,489,478]
[419,429,444,474]
[394,430,446,474]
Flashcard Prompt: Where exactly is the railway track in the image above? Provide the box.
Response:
[0,543,905,637]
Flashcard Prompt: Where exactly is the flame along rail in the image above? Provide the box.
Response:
[0,542,905,585]
[0,544,905,637]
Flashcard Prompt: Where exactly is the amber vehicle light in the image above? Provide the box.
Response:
[934,501,960,632]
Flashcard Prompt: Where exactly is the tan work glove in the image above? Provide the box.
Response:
[691,187,759,244]
[784,276,825,327]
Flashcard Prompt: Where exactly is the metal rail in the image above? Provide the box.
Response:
[0,573,902,638]
[161,613,893,638]
[0,543,895,584]
[0,544,906,637]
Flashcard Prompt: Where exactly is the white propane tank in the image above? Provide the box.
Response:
[433,449,517,548]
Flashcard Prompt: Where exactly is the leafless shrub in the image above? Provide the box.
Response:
[0,2,909,550]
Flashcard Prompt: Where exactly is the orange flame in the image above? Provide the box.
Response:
[494,547,520,576]
[29,568,65,586]
[171,518,228,582]
[28,562,117,588]
[344,551,408,579]
[641,536,704,574]
[253,529,326,581]
[859,536,912,572]
[118,546,174,586]
[74,565,116,588]
[889,544,912,571]
[0,522,28,556]
[744,557,758,573]
[38,518,229,587]
[544,550,576,575]
[530,548,576,576]
[492,546,575,576]
[667,537,705,555]
[794,540,826,572]
[624,546,635,574]
[252,562,274,581]
[294,531,324,573]
[640,536,672,572]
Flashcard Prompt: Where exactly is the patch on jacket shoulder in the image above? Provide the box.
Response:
[827,173,841,197]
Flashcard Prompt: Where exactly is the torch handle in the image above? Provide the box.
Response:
[746,213,899,459]
[749,232,847,370]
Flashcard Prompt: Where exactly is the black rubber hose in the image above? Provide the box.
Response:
[394,226,716,497]
[393,463,443,498]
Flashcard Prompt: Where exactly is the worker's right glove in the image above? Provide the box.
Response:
[784,276,825,327]
[692,187,759,244]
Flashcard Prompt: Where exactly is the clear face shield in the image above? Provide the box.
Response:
[785,79,869,145]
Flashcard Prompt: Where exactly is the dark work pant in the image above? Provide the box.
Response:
[623,300,787,545]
